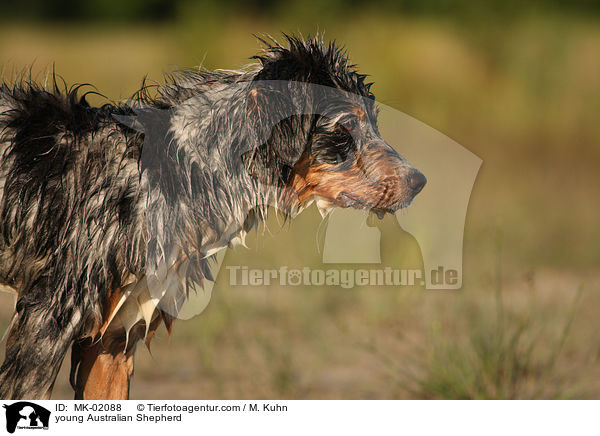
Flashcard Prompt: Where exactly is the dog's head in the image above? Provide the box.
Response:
[243,36,426,217]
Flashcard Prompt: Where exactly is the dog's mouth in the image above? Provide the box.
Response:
[313,193,407,219]
[339,192,411,217]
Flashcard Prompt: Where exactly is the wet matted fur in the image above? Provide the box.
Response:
[0,36,425,399]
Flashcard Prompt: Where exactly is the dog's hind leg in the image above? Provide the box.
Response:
[0,298,83,400]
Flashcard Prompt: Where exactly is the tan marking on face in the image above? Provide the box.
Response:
[352,107,366,122]
[288,144,412,212]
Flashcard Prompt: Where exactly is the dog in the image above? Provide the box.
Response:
[0,35,426,399]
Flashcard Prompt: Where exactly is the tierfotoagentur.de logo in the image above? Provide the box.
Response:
[227,266,459,288]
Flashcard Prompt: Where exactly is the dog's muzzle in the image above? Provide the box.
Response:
[359,142,427,214]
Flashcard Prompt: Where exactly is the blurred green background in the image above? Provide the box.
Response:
[0,1,599,399]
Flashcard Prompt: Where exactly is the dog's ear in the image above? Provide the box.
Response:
[241,82,310,186]
[242,36,345,186]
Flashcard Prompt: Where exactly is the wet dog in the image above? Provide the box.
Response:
[0,36,425,399]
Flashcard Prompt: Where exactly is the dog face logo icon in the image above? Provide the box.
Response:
[2,402,50,433]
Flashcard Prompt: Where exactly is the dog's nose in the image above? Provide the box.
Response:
[408,170,426,194]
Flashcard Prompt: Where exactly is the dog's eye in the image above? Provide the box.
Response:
[340,117,358,132]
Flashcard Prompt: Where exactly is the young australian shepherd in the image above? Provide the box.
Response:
[0,36,425,399]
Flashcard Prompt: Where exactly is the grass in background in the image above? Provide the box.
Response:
[376,255,585,399]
